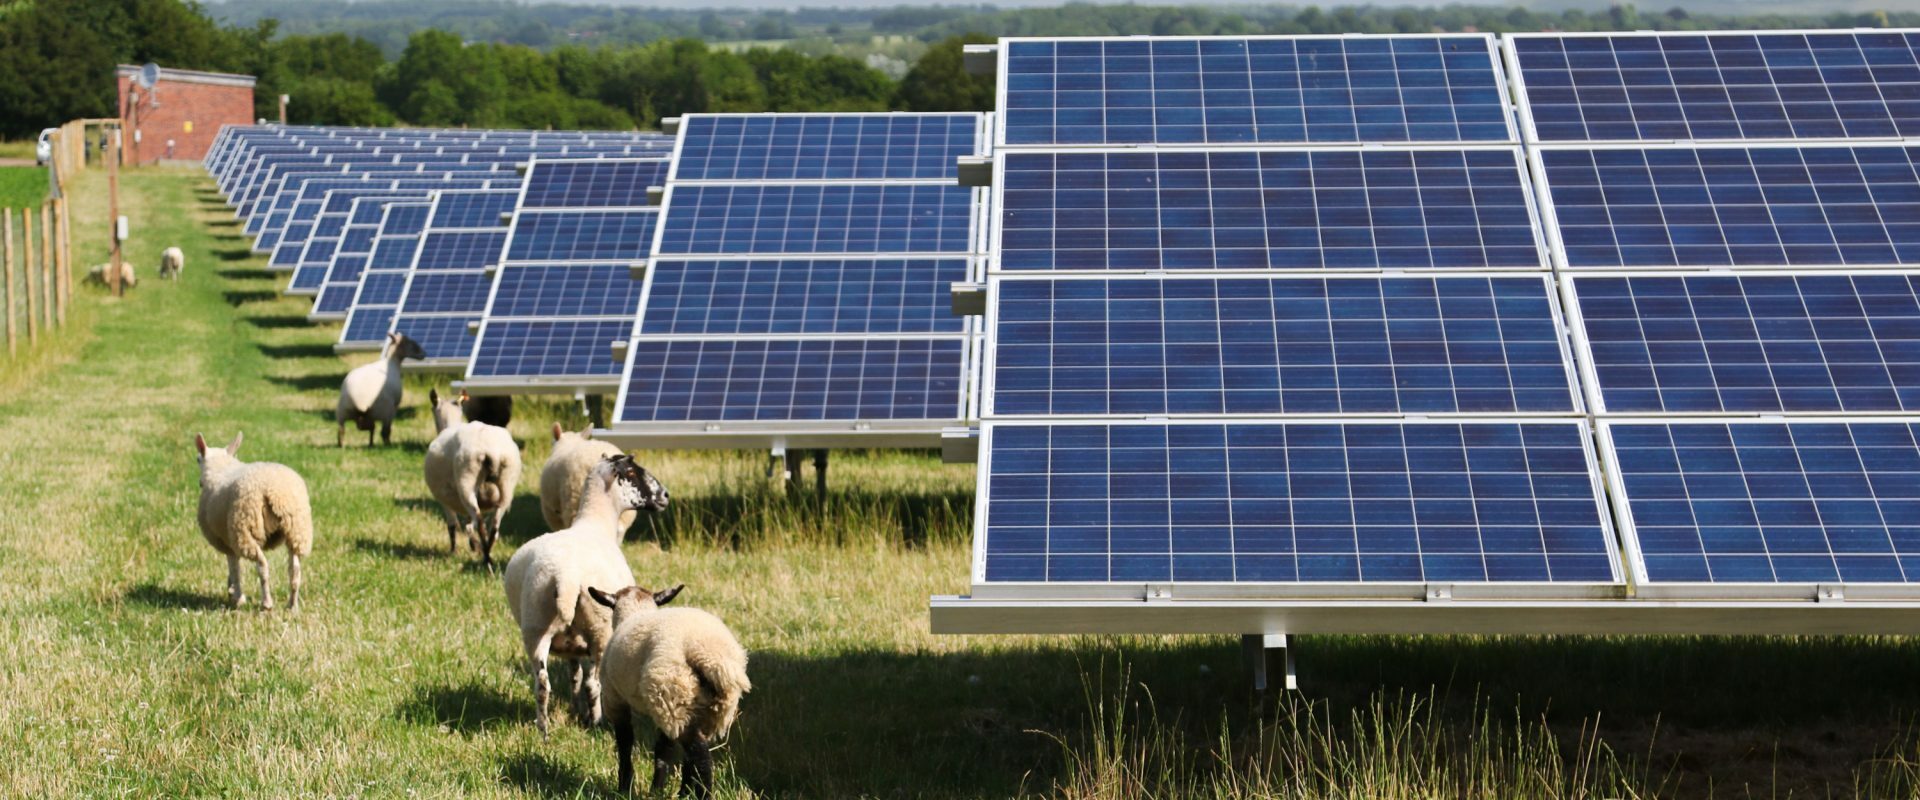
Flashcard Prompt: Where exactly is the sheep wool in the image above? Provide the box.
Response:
[336,333,426,447]
[194,432,314,611]
[539,423,634,534]
[590,585,749,799]
[423,390,522,568]
[159,246,184,280]
[504,454,668,735]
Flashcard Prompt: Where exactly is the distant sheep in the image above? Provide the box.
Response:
[504,454,668,735]
[159,247,184,280]
[84,262,136,289]
[459,390,513,428]
[540,423,635,535]
[336,332,425,446]
[588,583,749,799]
[194,433,313,610]
[424,389,522,568]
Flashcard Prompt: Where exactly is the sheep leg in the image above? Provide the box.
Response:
[573,658,603,728]
[226,554,245,607]
[524,629,555,736]
[459,488,489,567]
[287,552,302,612]
[439,507,460,555]
[680,736,713,800]
[650,732,676,795]
[254,555,274,611]
[380,419,391,446]
[610,705,635,793]
[336,420,345,448]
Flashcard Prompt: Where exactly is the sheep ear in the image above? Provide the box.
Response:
[194,434,207,456]
[580,426,594,440]
[430,389,440,406]
[653,585,684,606]
[226,432,243,454]
[587,587,617,609]
[459,389,471,403]
[551,422,564,442]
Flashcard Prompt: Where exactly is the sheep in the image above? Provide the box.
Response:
[424,389,523,568]
[335,332,426,447]
[587,583,749,800]
[84,262,136,289]
[158,246,184,280]
[193,432,314,611]
[458,389,513,428]
[540,422,636,535]
[504,454,669,736]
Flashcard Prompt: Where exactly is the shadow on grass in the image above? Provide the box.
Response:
[121,581,227,611]
[499,752,610,799]
[350,536,450,562]
[640,488,971,549]
[216,248,255,262]
[242,314,312,329]
[265,372,344,392]
[216,268,272,281]
[397,681,529,733]
[222,289,278,306]
[256,342,335,359]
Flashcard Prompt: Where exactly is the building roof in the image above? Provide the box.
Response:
[116,65,257,90]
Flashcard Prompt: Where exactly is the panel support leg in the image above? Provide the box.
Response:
[1242,633,1296,696]
[583,393,605,429]
[813,450,828,496]
[784,450,805,498]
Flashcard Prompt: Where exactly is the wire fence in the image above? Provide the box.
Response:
[1,198,74,358]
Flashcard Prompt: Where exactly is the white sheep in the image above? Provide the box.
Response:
[335,332,425,447]
[540,423,636,535]
[587,583,749,799]
[84,262,137,289]
[424,389,522,568]
[504,454,668,735]
[194,432,314,610]
[159,246,184,280]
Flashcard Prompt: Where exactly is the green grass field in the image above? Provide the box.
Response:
[7,167,1920,798]
[0,165,49,208]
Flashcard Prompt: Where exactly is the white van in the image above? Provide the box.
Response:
[35,128,55,165]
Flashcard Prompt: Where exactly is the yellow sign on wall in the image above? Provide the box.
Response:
[183,121,193,133]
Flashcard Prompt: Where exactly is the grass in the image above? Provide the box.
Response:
[6,168,1920,798]
[0,165,49,208]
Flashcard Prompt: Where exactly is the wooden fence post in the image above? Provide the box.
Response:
[3,210,13,356]
[41,200,54,329]
[51,199,66,325]
[21,207,36,343]
[60,198,72,317]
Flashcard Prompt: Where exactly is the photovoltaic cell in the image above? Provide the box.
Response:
[469,319,635,378]
[521,160,669,208]
[655,185,973,256]
[1001,36,1513,146]
[430,191,523,228]
[1609,421,1920,584]
[619,339,965,422]
[359,272,409,305]
[400,273,495,314]
[344,308,398,343]
[675,115,978,180]
[1540,146,1920,268]
[1573,273,1920,413]
[980,421,1616,583]
[507,211,656,262]
[993,276,1576,416]
[641,258,970,335]
[1515,32,1920,143]
[999,149,1543,270]
[416,231,508,270]
[392,315,477,360]
[489,264,647,319]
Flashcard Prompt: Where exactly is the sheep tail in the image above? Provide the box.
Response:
[476,454,504,508]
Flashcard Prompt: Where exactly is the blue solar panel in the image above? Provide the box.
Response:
[470,319,633,378]
[416,231,507,270]
[371,236,423,269]
[1515,32,1920,143]
[675,115,978,181]
[980,421,1616,583]
[314,260,368,315]
[642,258,970,335]
[341,227,376,254]
[400,273,494,313]
[1573,273,1920,413]
[994,276,1576,416]
[490,264,645,318]
[1541,145,1920,269]
[506,211,656,261]
[314,216,346,237]
[360,273,409,305]
[391,315,476,360]
[430,191,522,228]
[618,339,965,422]
[343,308,398,343]
[385,204,432,235]
[1000,149,1543,270]
[1001,36,1513,146]
[522,160,669,208]
[657,185,973,256]
[1609,421,1920,585]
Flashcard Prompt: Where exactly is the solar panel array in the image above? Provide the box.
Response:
[601,113,989,446]
[339,202,431,350]
[385,189,521,367]
[464,157,668,393]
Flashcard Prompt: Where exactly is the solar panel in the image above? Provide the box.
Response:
[642,258,970,336]
[388,189,517,365]
[470,319,637,379]
[1512,31,1920,143]
[1537,144,1920,270]
[998,148,1546,271]
[979,420,1617,585]
[312,256,368,315]
[674,114,980,181]
[338,202,431,351]
[431,191,523,228]
[506,211,656,262]
[399,272,494,313]
[617,338,967,422]
[522,159,669,208]
[1000,35,1515,147]
[490,263,647,319]
[991,275,1579,416]
[1603,420,1920,592]
[655,184,975,256]
[417,231,509,270]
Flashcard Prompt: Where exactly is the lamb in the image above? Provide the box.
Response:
[84,262,136,288]
[540,423,636,535]
[158,246,184,280]
[503,454,669,735]
[424,389,523,568]
[335,332,426,446]
[459,389,512,428]
[587,583,749,799]
[193,432,314,611]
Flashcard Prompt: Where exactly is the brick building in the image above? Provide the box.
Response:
[115,65,256,165]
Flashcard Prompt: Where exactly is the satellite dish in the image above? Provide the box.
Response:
[137,62,159,90]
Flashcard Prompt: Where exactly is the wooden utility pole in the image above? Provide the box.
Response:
[3,211,14,355]
[107,126,123,297]
[21,207,36,342]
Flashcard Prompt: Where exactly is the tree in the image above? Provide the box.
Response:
[892,34,993,113]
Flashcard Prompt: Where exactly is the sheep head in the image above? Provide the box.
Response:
[193,432,244,479]
[385,333,427,362]
[587,584,684,626]
[597,453,669,513]
[428,389,466,433]
[551,423,592,444]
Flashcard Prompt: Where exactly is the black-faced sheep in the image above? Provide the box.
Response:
[539,423,635,535]
[336,332,426,447]
[159,246,184,280]
[587,583,749,800]
[424,389,522,568]
[194,433,314,610]
[504,454,668,735]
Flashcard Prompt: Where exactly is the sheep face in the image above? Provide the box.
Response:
[428,389,466,433]
[586,583,684,627]
[193,432,244,480]
[599,454,669,513]
[386,333,428,362]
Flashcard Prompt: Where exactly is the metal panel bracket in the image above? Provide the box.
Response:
[1426,584,1454,602]
[1818,584,1845,603]
[963,44,998,76]
[957,156,993,187]
[941,426,980,463]
[950,282,987,316]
